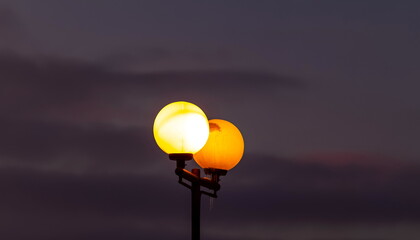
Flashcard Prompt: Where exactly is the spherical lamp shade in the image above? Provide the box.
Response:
[194,119,244,171]
[153,101,210,154]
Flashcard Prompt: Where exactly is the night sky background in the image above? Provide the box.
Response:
[1,1,420,239]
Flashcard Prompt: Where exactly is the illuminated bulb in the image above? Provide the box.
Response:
[194,119,244,171]
[153,101,209,154]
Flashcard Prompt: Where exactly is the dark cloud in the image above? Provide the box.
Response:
[215,154,420,223]
[99,46,239,68]
[1,154,420,240]
[0,52,299,125]
[0,5,22,43]
[0,117,158,173]
[0,4,36,54]
[0,167,190,240]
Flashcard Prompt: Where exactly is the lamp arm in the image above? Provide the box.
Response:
[174,160,221,197]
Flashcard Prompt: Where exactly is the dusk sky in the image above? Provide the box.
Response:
[1,1,420,239]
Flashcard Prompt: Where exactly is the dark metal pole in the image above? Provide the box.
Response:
[191,168,201,240]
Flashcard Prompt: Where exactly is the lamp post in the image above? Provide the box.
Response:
[153,101,244,240]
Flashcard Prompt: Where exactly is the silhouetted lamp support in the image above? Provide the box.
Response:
[153,101,244,240]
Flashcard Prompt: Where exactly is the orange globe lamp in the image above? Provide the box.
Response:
[194,119,244,175]
[153,101,209,160]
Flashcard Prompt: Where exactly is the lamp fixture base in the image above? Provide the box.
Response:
[169,153,193,161]
[204,168,227,176]
[204,168,227,183]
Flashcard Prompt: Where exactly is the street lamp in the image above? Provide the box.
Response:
[153,101,210,156]
[153,101,244,240]
[194,119,244,171]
